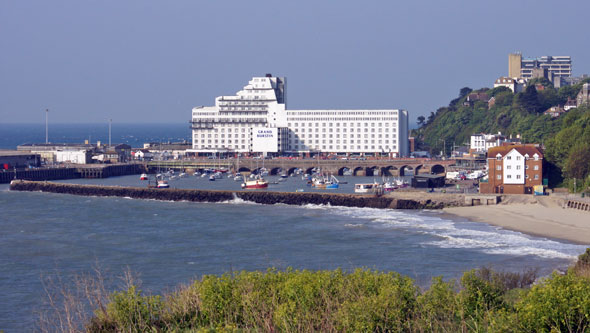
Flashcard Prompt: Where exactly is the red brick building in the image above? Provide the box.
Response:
[479,145,543,194]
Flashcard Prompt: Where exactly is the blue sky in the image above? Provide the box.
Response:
[1,0,589,124]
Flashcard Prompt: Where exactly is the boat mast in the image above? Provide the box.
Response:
[45,108,49,144]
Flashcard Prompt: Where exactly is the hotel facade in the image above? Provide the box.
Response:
[190,75,409,157]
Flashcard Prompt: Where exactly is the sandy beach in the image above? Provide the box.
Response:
[444,196,590,245]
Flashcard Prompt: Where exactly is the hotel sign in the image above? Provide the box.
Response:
[252,127,278,152]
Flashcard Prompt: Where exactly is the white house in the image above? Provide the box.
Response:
[494,77,526,93]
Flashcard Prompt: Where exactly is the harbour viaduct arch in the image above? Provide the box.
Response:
[152,158,455,176]
[233,159,454,176]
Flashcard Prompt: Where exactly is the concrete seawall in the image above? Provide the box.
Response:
[9,180,450,210]
[0,164,145,184]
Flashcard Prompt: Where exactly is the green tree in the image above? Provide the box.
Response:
[417,115,426,126]
[515,85,541,113]
[460,87,473,98]
[565,145,590,180]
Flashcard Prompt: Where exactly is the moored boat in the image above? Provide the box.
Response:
[241,176,269,189]
[354,183,380,193]
[140,173,148,180]
[156,180,170,188]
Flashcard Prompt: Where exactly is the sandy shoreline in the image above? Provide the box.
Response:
[443,197,590,245]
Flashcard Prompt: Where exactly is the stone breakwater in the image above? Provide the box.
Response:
[9,180,453,209]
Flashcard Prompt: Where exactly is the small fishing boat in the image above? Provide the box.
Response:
[312,174,339,189]
[140,173,148,180]
[209,174,216,181]
[156,180,170,188]
[241,175,269,189]
[354,183,380,193]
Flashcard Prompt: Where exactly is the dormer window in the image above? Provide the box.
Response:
[533,153,539,161]
[496,154,502,160]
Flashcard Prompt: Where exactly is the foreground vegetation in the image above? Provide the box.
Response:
[413,78,590,190]
[40,249,590,332]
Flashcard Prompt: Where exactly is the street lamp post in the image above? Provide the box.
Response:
[439,138,446,158]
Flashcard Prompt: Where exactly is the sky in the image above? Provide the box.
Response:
[1,0,589,125]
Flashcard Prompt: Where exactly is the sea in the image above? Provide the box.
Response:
[0,123,191,150]
[0,124,588,331]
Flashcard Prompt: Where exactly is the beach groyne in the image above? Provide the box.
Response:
[9,180,451,209]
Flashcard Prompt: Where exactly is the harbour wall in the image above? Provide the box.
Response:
[0,164,145,184]
[9,180,452,209]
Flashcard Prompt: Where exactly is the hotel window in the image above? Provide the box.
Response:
[507,165,511,170]
[497,165,501,170]
[516,156,521,160]
[506,175,512,179]
[534,165,539,170]
[516,165,521,170]
[534,175,539,180]
[526,165,529,169]
[507,156,512,160]
[516,175,521,179]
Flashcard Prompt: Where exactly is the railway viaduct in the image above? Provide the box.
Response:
[149,158,455,177]
[237,158,454,176]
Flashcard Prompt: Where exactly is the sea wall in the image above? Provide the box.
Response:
[9,180,451,209]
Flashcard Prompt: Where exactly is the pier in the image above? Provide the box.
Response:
[9,181,456,210]
[0,163,145,184]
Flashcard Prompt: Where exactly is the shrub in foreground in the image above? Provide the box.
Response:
[41,253,590,332]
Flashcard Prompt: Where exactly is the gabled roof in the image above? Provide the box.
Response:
[488,145,543,159]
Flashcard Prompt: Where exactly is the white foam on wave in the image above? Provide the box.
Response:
[344,223,365,229]
[217,195,260,205]
[294,204,588,260]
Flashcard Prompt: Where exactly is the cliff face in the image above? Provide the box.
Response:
[9,180,450,210]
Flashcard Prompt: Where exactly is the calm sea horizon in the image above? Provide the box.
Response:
[0,123,192,150]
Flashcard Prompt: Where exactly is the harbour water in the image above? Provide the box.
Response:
[1,177,587,331]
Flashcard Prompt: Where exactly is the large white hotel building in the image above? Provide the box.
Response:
[190,75,409,157]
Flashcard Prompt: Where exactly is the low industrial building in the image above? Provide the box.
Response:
[0,150,41,169]
[17,142,131,164]
[412,174,446,188]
